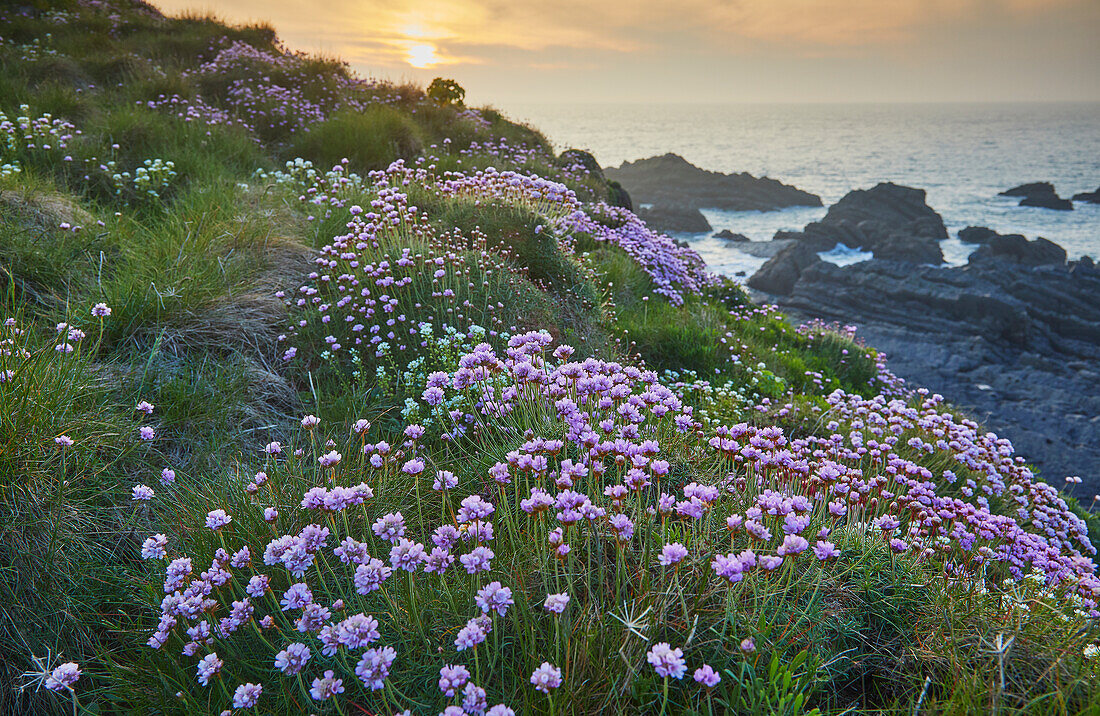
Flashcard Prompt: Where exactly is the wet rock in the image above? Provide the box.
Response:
[1000,182,1073,211]
[1071,186,1100,204]
[970,233,1067,266]
[958,226,998,244]
[636,204,711,233]
[714,229,750,242]
[605,153,821,212]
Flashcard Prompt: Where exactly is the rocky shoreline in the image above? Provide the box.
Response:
[610,156,1100,492]
[744,184,1100,494]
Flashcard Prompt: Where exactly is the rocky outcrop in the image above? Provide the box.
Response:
[749,183,946,294]
[605,153,821,212]
[970,232,1067,266]
[958,226,998,244]
[636,204,711,233]
[750,235,1100,492]
[714,229,750,242]
[1072,186,1100,204]
[1000,182,1073,211]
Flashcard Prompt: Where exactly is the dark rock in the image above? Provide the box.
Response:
[1021,194,1073,211]
[970,233,1067,266]
[714,229,750,242]
[872,234,944,264]
[958,226,998,244]
[1000,182,1073,211]
[605,153,821,212]
[607,180,632,210]
[1000,181,1055,197]
[636,204,711,233]
[752,183,947,287]
[747,242,822,295]
[735,270,746,276]
[1072,186,1100,204]
[823,183,948,241]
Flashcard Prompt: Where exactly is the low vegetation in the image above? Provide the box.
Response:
[1,1,1098,714]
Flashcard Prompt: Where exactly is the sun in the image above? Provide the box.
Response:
[406,42,440,69]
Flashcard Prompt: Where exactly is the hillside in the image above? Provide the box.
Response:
[1,2,1098,714]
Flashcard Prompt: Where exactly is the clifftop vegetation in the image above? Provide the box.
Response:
[2,1,1098,714]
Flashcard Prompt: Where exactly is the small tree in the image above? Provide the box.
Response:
[426,77,465,106]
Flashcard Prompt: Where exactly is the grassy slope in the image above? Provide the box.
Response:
[2,2,1098,714]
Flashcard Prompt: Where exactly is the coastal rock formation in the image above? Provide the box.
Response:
[714,229,750,242]
[970,232,1067,266]
[958,226,998,244]
[748,231,1100,491]
[636,204,711,233]
[1000,182,1073,211]
[605,153,821,212]
[747,183,945,292]
[1072,186,1100,204]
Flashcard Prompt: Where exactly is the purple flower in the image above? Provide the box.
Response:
[274,643,311,674]
[141,533,167,559]
[486,706,515,716]
[54,435,74,447]
[813,540,840,560]
[205,509,232,531]
[373,512,406,542]
[438,664,470,696]
[136,400,155,414]
[280,583,313,610]
[389,538,426,572]
[300,414,320,428]
[355,646,396,690]
[132,484,155,501]
[463,682,488,714]
[647,642,686,679]
[139,426,156,441]
[694,664,721,688]
[196,653,222,686]
[543,592,570,614]
[402,458,425,475]
[318,450,342,467]
[309,670,344,700]
[740,637,756,653]
[44,662,80,692]
[232,682,262,708]
[460,546,494,574]
[777,534,809,556]
[455,616,490,651]
[91,302,111,318]
[530,662,562,694]
[658,542,688,566]
[354,558,392,594]
[159,468,176,485]
[476,581,514,616]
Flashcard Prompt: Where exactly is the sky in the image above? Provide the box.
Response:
[151,0,1100,106]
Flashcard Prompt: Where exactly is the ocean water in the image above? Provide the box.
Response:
[506,103,1100,278]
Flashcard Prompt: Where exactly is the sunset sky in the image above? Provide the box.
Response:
[152,0,1100,106]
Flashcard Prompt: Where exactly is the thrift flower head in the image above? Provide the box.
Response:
[309,670,344,700]
[55,435,73,447]
[91,303,111,318]
[45,662,81,692]
[530,662,562,694]
[232,682,262,708]
[136,400,155,414]
[438,664,470,697]
[694,664,721,688]
[740,637,756,653]
[543,592,570,614]
[658,542,689,566]
[647,642,687,679]
[274,644,311,674]
[139,426,156,441]
[205,509,232,531]
[132,484,155,501]
[141,533,168,559]
[475,581,514,616]
[196,653,222,686]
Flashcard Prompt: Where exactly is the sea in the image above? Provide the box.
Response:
[506,103,1100,278]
